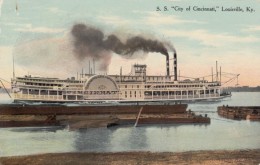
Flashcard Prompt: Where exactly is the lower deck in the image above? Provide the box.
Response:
[13,86,221,102]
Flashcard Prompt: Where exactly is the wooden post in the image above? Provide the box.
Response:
[134,107,143,127]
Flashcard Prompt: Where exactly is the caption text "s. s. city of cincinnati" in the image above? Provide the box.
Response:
[156,6,255,13]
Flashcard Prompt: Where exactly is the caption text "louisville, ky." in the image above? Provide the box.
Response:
[156,6,255,13]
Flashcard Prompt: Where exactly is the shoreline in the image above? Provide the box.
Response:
[1,149,259,165]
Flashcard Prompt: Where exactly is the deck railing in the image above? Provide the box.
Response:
[14,93,63,101]
[84,95,119,100]
[14,93,220,102]
[144,93,219,100]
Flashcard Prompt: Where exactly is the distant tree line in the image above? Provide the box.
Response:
[225,86,260,92]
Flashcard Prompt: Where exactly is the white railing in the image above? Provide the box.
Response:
[144,93,219,100]
[14,92,220,102]
[84,95,119,100]
[14,93,63,101]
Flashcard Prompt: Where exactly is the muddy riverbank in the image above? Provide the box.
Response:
[0,149,259,165]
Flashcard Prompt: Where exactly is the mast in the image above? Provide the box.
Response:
[215,61,217,81]
[13,54,15,79]
[220,66,222,85]
[120,66,122,83]
[13,0,18,78]
[93,58,95,74]
[236,75,239,86]
[15,0,18,14]
[89,60,91,74]
[211,67,213,82]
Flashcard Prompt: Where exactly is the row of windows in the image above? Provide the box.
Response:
[144,89,216,96]
[121,84,215,89]
[25,82,62,87]
[21,89,62,95]
[124,91,142,98]
[66,91,118,95]
[119,84,214,89]
[145,85,204,89]
[122,85,140,88]
[114,76,169,81]
[21,89,119,95]
[18,78,81,83]
[115,76,143,81]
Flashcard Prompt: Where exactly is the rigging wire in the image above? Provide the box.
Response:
[0,77,11,84]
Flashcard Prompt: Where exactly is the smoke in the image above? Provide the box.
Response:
[71,23,174,70]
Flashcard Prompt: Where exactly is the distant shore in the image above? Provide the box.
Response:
[225,86,260,92]
[1,149,259,165]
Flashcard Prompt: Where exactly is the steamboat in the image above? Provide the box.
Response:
[9,52,232,104]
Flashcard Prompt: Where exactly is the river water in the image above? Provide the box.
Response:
[0,92,260,157]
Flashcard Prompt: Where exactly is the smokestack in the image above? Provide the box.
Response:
[166,55,170,77]
[173,52,177,81]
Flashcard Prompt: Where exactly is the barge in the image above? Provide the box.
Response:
[217,106,260,121]
[0,104,210,128]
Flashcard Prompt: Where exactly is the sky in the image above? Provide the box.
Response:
[0,0,259,87]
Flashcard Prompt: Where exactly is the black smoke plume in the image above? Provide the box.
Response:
[71,23,172,70]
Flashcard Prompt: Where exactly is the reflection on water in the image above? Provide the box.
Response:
[74,128,113,152]
[110,127,148,151]
[72,127,149,152]
[0,128,76,156]
[0,92,260,157]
